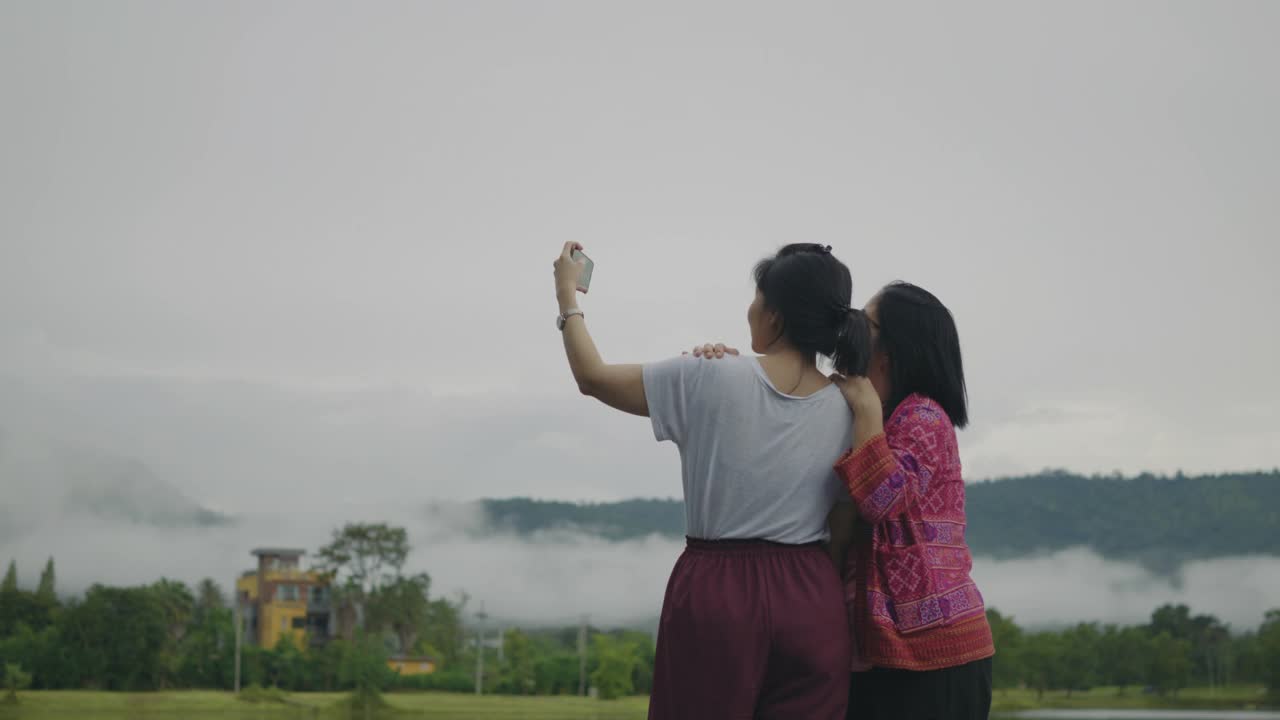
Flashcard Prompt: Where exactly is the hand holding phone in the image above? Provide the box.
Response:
[571,249,594,293]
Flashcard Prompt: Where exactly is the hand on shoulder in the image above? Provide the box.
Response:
[682,342,741,359]
[829,374,882,417]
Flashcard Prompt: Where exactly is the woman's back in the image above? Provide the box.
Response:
[644,354,853,544]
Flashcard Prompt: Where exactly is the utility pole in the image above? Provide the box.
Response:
[577,614,588,696]
[474,604,489,696]
[233,586,242,694]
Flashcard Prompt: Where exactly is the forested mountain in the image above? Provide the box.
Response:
[481,470,1280,571]
[964,470,1280,571]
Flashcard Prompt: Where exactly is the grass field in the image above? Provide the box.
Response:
[0,686,1271,718]
[0,690,651,719]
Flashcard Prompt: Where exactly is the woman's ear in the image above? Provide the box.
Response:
[765,307,786,348]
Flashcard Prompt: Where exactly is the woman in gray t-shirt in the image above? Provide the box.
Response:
[552,241,872,720]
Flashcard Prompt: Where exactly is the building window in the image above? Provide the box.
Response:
[292,617,306,629]
[277,584,299,602]
[310,587,327,604]
[281,617,288,631]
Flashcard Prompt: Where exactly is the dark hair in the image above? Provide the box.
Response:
[875,282,969,428]
[753,244,871,376]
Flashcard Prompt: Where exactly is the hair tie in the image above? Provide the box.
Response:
[831,304,856,328]
[821,245,832,254]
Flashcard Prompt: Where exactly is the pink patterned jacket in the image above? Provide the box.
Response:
[835,393,995,671]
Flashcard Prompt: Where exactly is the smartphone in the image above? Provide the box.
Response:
[571,249,594,293]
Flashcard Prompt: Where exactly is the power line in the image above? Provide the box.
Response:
[474,604,489,695]
[233,586,242,695]
[577,613,588,697]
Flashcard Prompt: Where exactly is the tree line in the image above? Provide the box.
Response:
[988,604,1280,699]
[0,522,654,700]
[3,523,1279,701]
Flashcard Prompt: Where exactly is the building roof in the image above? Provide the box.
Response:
[251,548,307,557]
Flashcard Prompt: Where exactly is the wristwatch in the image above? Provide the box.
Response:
[556,308,584,331]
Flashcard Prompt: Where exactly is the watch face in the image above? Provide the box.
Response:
[556,314,565,330]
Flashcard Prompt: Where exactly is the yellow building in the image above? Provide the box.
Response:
[236,548,332,648]
[387,656,438,676]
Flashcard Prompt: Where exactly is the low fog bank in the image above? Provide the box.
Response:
[971,549,1280,630]
[1,496,1278,631]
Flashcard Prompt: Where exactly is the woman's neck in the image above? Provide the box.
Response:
[758,347,827,397]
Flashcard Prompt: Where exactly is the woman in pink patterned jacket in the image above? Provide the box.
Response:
[828,281,993,720]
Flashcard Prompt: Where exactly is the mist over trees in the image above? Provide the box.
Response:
[484,470,1280,572]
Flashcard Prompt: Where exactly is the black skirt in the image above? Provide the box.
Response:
[847,657,993,720]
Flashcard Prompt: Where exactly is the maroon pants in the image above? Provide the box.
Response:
[648,538,851,720]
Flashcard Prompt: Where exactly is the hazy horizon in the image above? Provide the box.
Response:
[3,2,1278,632]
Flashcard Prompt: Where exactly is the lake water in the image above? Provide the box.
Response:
[1003,707,1280,712]
[4,704,1276,720]
[5,707,1274,712]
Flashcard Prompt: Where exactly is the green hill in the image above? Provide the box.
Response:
[481,470,1280,572]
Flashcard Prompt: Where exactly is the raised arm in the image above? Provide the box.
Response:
[829,376,942,524]
[555,242,648,416]
[828,383,951,524]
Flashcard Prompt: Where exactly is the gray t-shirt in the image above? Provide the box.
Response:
[642,354,854,544]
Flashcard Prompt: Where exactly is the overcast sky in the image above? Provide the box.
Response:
[3,1,1278,517]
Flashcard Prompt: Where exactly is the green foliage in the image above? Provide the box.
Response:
[395,668,474,692]
[0,623,74,690]
[147,579,194,689]
[0,585,56,637]
[420,594,467,667]
[314,522,410,596]
[265,634,308,690]
[590,634,641,700]
[1058,623,1101,695]
[310,639,346,692]
[368,572,430,654]
[0,562,15,594]
[1146,603,1235,689]
[1260,609,1280,701]
[1147,631,1194,695]
[980,604,1278,700]
[35,559,55,603]
[533,653,580,695]
[175,606,233,689]
[1096,624,1150,694]
[988,609,1024,689]
[194,579,225,615]
[495,629,537,695]
[1021,631,1063,699]
[338,631,394,695]
[3,663,32,703]
[58,584,168,690]
[235,683,288,704]
[315,522,445,665]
